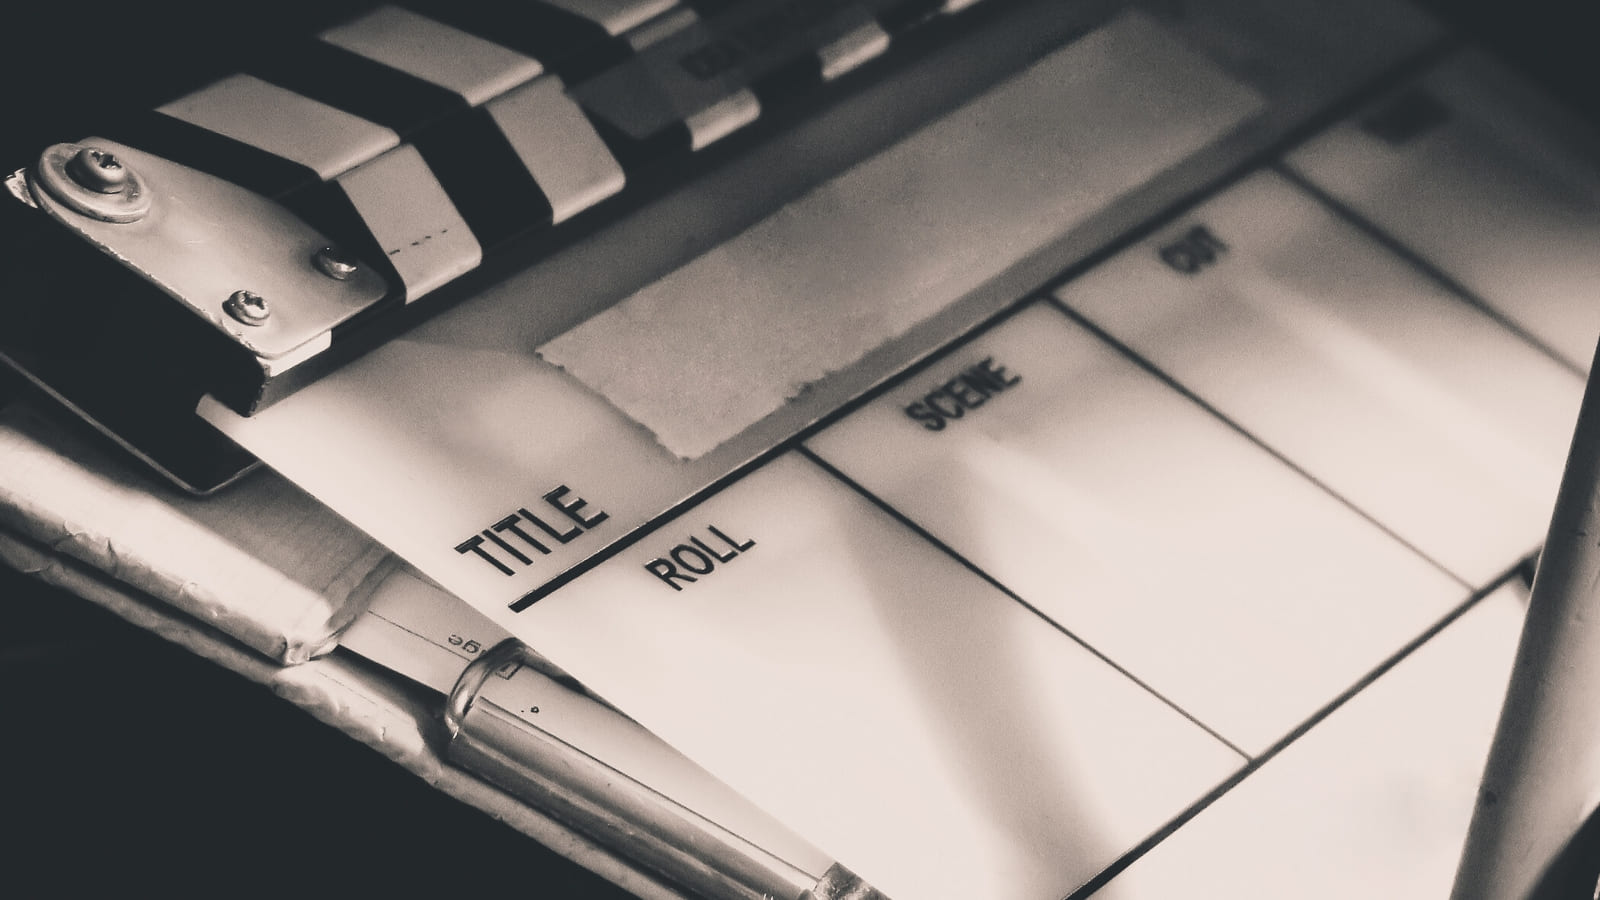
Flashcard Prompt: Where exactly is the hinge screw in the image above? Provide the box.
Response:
[33,143,150,222]
[224,290,271,325]
[312,245,359,281]
[65,147,131,194]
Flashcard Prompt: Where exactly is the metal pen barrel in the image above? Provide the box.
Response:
[1453,340,1600,900]
[445,640,883,900]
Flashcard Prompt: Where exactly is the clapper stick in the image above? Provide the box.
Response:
[1453,342,1600,900]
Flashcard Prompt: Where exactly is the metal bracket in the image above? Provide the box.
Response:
[26,139,389,362]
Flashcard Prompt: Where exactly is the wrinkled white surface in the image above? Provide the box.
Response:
[0,408,384,662]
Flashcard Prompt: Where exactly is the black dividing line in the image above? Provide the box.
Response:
[876,0,944,35]
[750,53,825,108]
[400,0,630,84]
[1274,161,1588,379]
[413,108,555,250]
[587,114,695,174]
[246,38,465,136]
[103,109,322,200]
[795,444,1254,762]
[1043,296,1473,593]
[1062,562,1523,900]
[678,0,744,17]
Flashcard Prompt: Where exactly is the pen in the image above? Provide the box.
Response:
[1452,340,1600,900]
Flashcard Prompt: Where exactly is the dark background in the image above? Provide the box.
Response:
[2,1,1598,896]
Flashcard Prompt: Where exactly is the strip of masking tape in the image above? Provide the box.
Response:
[537,11,1264,459]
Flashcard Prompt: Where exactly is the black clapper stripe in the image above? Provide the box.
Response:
[283,113,554,323]
[253,39,553,274]
[750,53,824,108]
[586,114,693,174]
[661,0,820,108]
[400,0,632,84]
[245,38,465,137]
[678,0,744,17]
[876,0,944,35]
[121,38,469,321]
[413,108,555,250]
[102,108,322,200]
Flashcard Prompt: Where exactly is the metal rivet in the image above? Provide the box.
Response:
[224,290,271,325]
[33,142,151,223]
[65,148,131,194]
[312,245,359,281]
